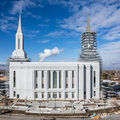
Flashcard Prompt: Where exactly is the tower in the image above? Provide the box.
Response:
[79,16,101,61]
[10,11,29,62]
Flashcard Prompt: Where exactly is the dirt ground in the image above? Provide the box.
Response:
[0,114,120,120]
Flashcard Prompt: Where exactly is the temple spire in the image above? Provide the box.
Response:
[10,10,29,62]
[86,15,91,32]
[17,9,23,33]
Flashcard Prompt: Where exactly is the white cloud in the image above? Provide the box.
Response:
[46,30,79,38]
[38,40,50,43]
[10,0,44,14]
[59,0,120,39]
[10,0,36,14]
[55,0,120,69]
[25,34,37,38]
[99,41,120,69]
[30,30,40,34]
[25,30,40,38]
[46,31,64,37]
[0,15,16,32]
[0,62,5,65]
[47,0,61,5]
[5,0,120,70]
[39,47,64,61]
[102,26,120,40]
[25,11,42,19]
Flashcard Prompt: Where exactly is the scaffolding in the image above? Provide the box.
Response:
[79,16,101,62]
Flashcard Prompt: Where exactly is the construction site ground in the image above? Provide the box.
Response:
[0,97,120,119]
[0,113,120,120]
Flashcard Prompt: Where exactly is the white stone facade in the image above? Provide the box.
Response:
[9,62,100,100]
[11,11,28,62]
[9,13,101,101]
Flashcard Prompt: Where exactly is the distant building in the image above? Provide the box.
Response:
[9,13,101,100]
[0,76,9,96]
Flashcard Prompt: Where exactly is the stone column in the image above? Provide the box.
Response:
[94,65,100,99]
[39,71,41,90]
[57,71,59,89]
[44,71,48,90]
[62,70,65,100]
[32,70,35,100]
[75,68,79,100]
[86,65,91,99]
[69,71,72,89]
[51,71,53,89]
[38,71,41,99]
[79,65,84,100]
[38,71,40,89]
[76,65,79,100]
[68,71,72,99]
[44,71,48,100]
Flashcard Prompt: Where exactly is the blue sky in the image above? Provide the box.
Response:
[0,0,120,69]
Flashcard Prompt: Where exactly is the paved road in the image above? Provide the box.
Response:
[0,114,120,120]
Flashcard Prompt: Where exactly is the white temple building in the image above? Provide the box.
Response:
[9,13,101,101]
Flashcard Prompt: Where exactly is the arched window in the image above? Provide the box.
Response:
[48,71,51,88]
[94,71,96,87]
[59,71,61,88]
[13,71,16,87]
[72,71,74,88]
[53,71,57,88]
[18,38,20,49]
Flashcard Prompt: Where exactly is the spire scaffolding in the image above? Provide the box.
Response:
[79,16,101,62]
